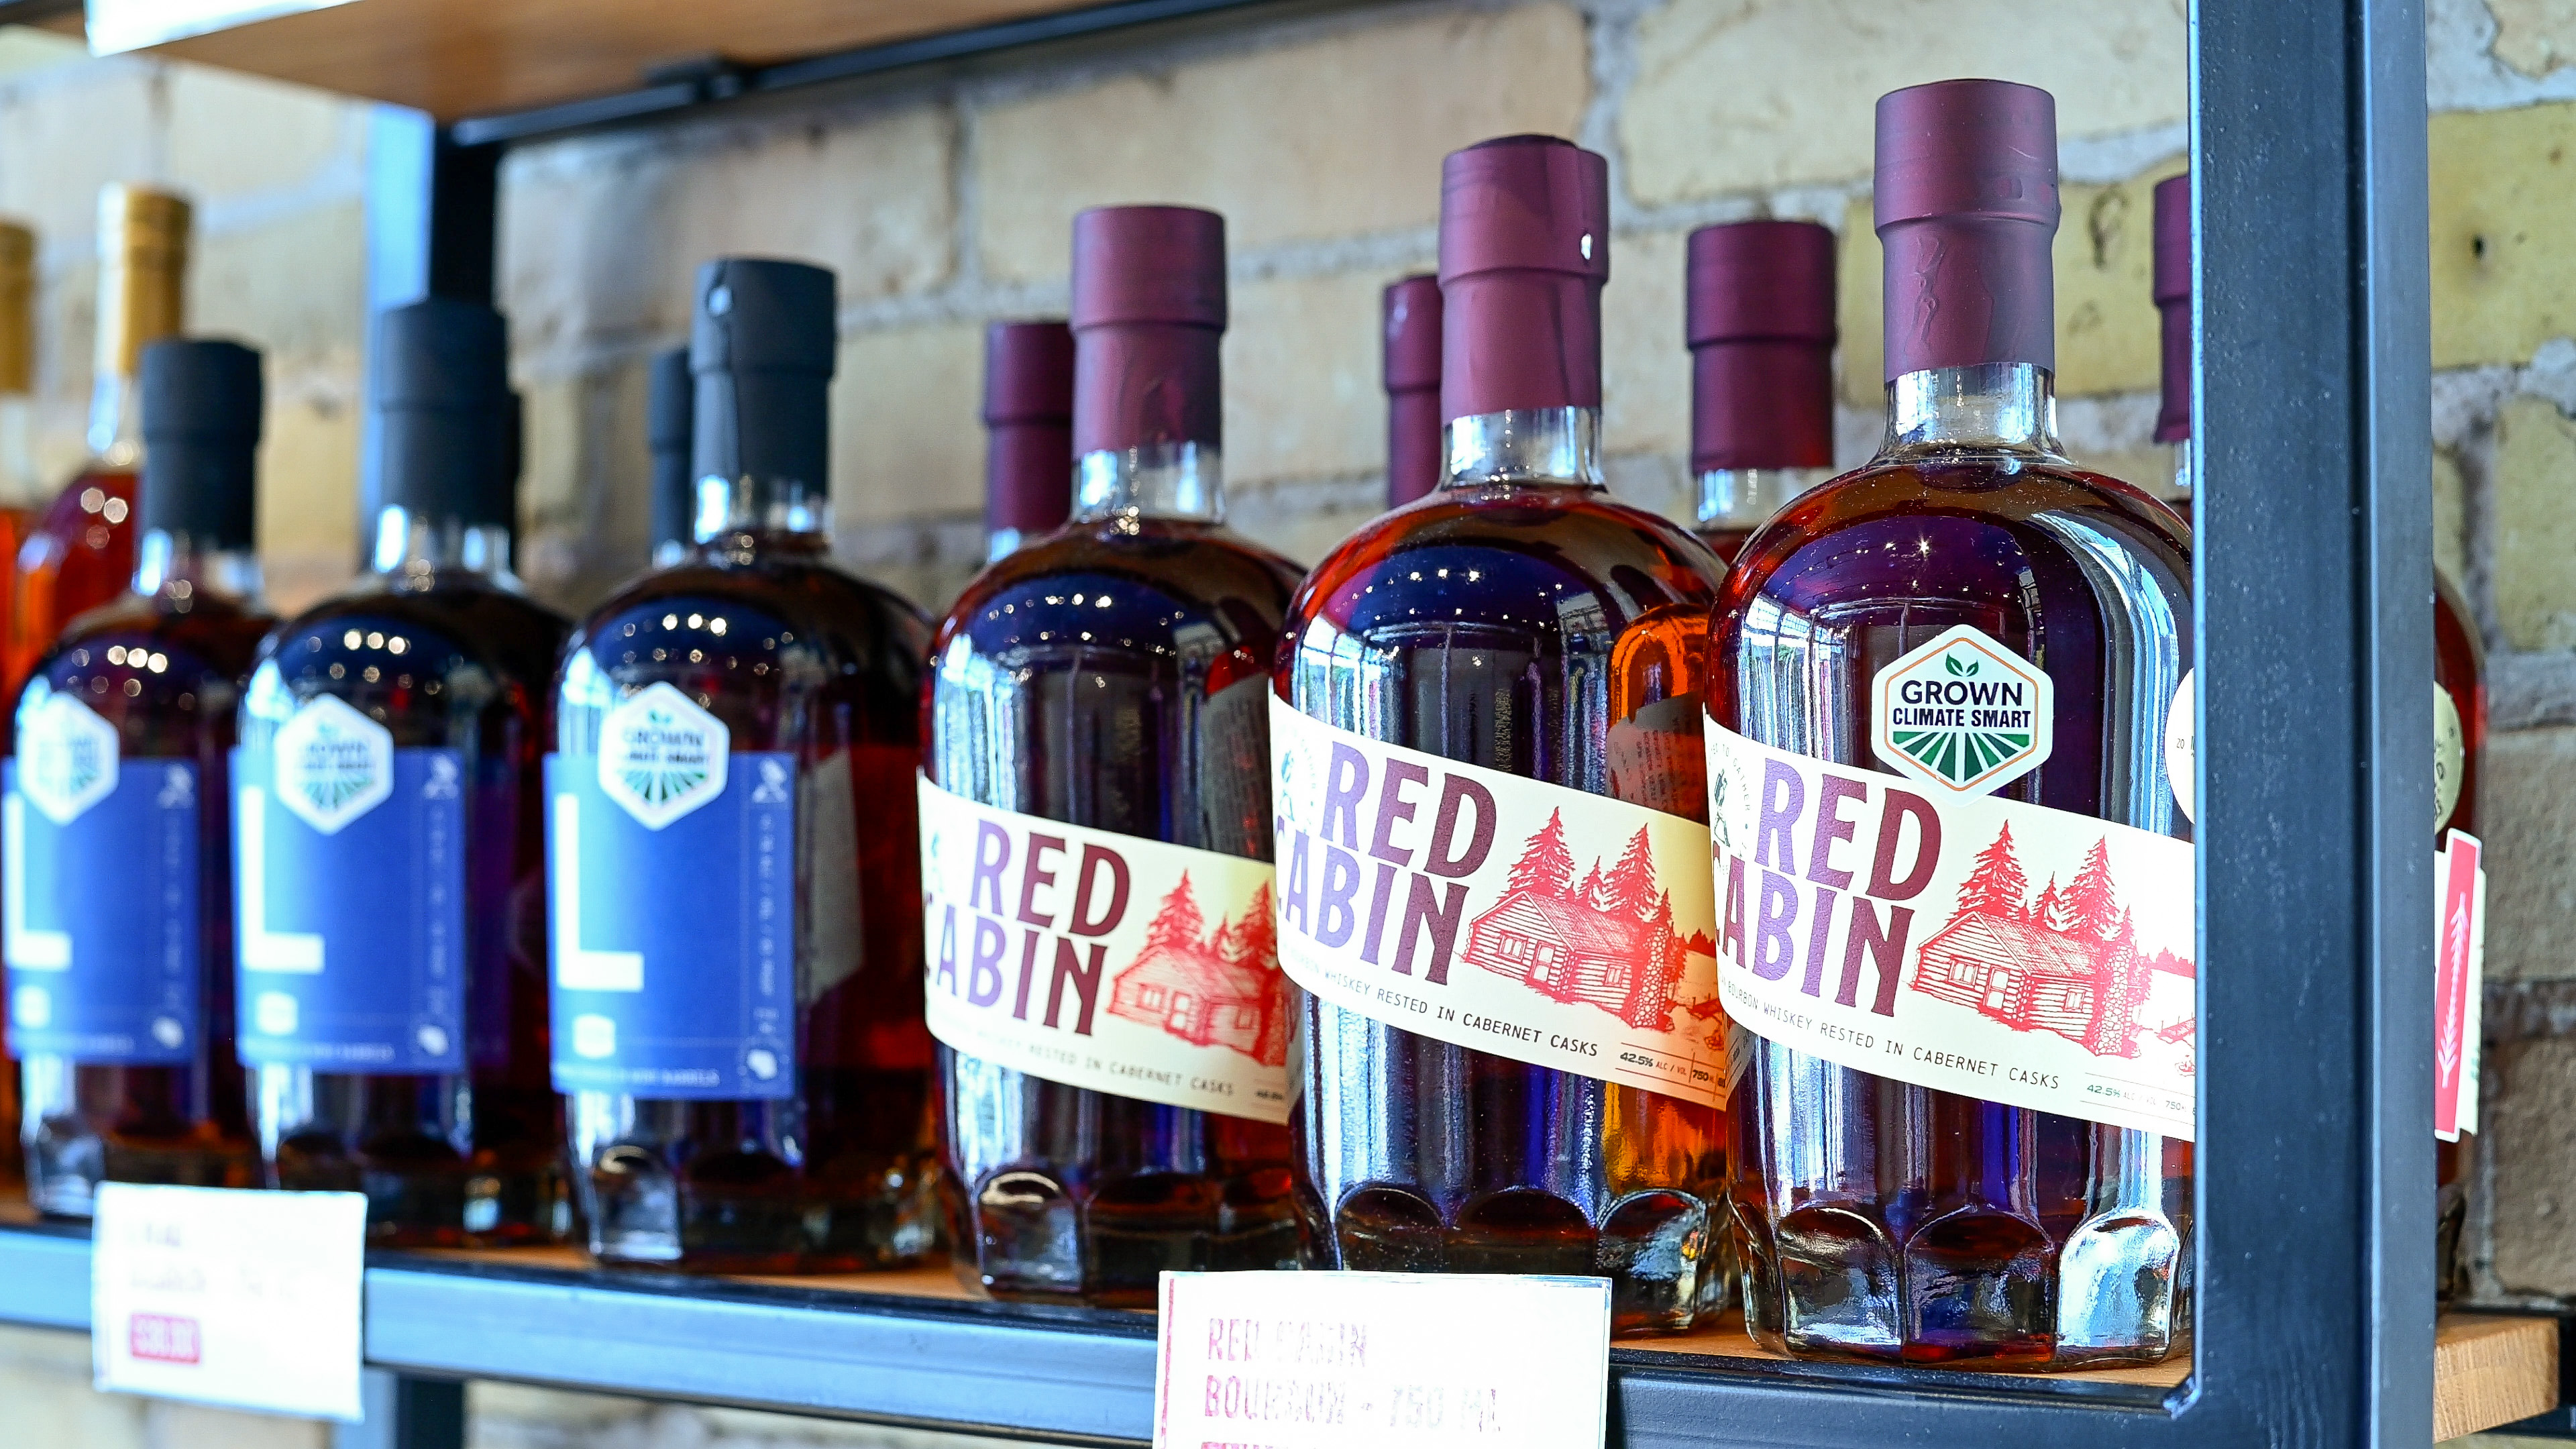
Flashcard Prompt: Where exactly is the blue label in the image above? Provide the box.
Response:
[3,759,201,1065]
[546,751,798,1099]
[231,738,468,1072]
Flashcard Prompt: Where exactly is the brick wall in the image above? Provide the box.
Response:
[7,0,2576,1443]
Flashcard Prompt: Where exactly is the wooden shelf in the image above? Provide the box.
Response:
[56,0,1111,121]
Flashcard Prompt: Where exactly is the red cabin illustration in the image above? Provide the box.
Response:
[1106,877,1287,1067]
[1909,825,2188,1059]
[1460,812,1687,1032]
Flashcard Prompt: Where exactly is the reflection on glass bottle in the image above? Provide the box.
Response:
[555,259,935,1273]
[1279,138,1732,1335]
[930,210,1304,1305]
[1685,221,1837,564]
[8,186,187,700]
[1711,81,2193,1370]
[237,300,567,1246]
[11,339,271,1214]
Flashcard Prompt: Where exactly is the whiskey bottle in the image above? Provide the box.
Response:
[1686,220,1836,561]
[648,347,693,568]
[1382,274,1441,508]
[927,208,1304,1305]
[11,339,271,1214]
[237,299,568,1246]
[1707,80,2194,1368]
[2434,568,2485,1300]
[1272,136,1731,1334]
[8,187,189,698]
[555,258,936,1272]
[978,320,1074,561]
[0,222,40,708]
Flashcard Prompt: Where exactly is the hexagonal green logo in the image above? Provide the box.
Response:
[1870,625,2053,796]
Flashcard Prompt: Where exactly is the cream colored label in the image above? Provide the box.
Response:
[918,774,1289,1124]
[1707,716,2199,1139]
[2165,669,2196,823]
[1268,697,1725,1110]
[2434,684,2466,835]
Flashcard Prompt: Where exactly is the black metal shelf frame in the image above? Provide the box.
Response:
[0,0,2455,1444]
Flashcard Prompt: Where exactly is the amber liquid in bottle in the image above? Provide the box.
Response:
[2434,569,2485,1301]
[18,541,269,1212]
[1695,466,1832,567]
[562,528,936,1271]
[1712,363,2193,1368]
[244,523,568,1244]
[930,447,1305,1305]
[1283,409,1730,1333]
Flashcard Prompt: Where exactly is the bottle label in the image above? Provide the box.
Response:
[2434,684,2465,834]
[1267,698,1727,1110]
[1871,625,2055,796]
[231,696,466,1072]
[2435,830,2486,1142]
[2165,669,2196,822]
[3,688,200,1065]
[918,773,1290,1124]
[1707,716,2198,1138]
[547,684,798,1100]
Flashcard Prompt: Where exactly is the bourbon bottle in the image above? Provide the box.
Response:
[648,347,694,569]
[1382,274,1441,509]
[1272,137,1731,1334]
[979,319,1075,562]
[555,258,936,1272]
[2434,574,2485,1299]
[1686,221,1836,562]
[1707,80,2194,1370]
[11,339,270,1214]
[237,299,568,1246]
[926,209,1303,1305]
[8,188,188,699]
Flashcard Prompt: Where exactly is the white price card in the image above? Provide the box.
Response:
[85,0,358,56]
[91,1183,368,1421]
[1155,1271,1611,1449]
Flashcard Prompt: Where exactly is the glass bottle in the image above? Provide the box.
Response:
[1710,81,2193,1370]
[979,319,1074,563]
[929,209,1303,1306]
[0,221,42,708]
[7,187,187,699]
[2434,570,2485,1299]
[10,339,270,1214]
[1382,274,1441,510]
[555,258,935,1273]
[648,347,694,570]
[237,299,567,1246]
[1277,136,1731,1334]
[1687,221,1837,563]
[2152,173,2192,516]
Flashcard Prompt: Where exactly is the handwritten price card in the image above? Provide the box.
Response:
[92,1183,367,1421]
[1155,1271,1611,1449]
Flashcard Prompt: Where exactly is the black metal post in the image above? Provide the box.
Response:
[332,1370,467,1449]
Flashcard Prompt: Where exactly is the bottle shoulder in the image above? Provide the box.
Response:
[250,579,558,733]
[1288,484,1723,642]
[935,520,1304,659]
[1719,453,2194,627]
[571,554,928,660]
[19,593,272,744]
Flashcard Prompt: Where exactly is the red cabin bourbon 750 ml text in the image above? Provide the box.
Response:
[1271,136,1731,1334]
[1705,80,2194,1371]
[924,207,1305,1305]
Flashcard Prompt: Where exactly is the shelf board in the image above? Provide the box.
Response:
[32,0,1165,123]
[0,1214,2555,1442]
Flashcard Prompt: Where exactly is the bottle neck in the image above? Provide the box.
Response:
[1878,362,2063,460]
[372,506,519,586]
[134,530,263,604]
[985,527,1032,564]
[692,472,832,559]
[1074,441,1222,526]
[1697,466,1833,532]
[1442,407,1604,490]
[0,394,37,507]
[2168,437,2194,500]
[87,372,142,467]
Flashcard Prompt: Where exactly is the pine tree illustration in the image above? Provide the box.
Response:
[1625,890,1682,1030]
[1955,824,2029,918]
[2065,839,2123,941]
[1604,826,1659,917]
[1505,810,1577,900]
[1576,863,1605,910]
[1231,882,1277,967]
[1142,873,1205,955]
[2029,875,2061,927]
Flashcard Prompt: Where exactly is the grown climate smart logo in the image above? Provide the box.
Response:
[1871,625,2054,796]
